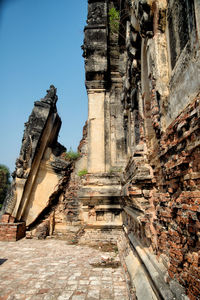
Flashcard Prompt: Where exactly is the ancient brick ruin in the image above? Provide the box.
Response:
[0,1,200,299]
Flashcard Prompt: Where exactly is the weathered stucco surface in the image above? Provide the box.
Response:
[0,86,71,228]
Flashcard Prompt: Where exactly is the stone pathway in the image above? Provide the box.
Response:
[0,239,129,300]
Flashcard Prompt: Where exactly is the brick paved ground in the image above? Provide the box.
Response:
[0,239,129,300]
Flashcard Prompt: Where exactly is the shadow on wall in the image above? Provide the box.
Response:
[0,258,7,266]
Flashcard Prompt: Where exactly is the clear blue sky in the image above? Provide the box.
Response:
[0,0,88,173]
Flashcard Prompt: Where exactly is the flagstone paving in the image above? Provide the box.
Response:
[0,239,129,300]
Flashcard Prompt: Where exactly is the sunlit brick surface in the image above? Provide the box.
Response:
[0,239,129,300]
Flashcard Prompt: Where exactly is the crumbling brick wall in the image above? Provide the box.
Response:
[153,95,200,299]
[119,1,200,299]
[123,95,200,299]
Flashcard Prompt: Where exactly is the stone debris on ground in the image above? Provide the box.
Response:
[0,239,129,300]
[89,253,121,269]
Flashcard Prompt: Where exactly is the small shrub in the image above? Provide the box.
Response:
[78,169,88,177]
[109,7,120,34]
[0,164,11,209]
[65,148,80,161]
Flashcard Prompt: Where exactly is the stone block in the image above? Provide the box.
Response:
[0,222,26,241]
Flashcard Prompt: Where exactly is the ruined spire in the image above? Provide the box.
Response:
[41,84,58,105]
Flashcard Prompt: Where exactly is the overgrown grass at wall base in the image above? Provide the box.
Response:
[78,169,88,177]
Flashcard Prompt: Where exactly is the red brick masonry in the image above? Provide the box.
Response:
[0,222,26,241]
[123,95,200,300]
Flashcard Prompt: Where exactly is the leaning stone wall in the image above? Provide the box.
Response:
[0,86,72,232]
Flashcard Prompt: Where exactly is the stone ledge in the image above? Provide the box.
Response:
[85,224,123,229]
[78,185,122,199]
[126,230,189,300]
